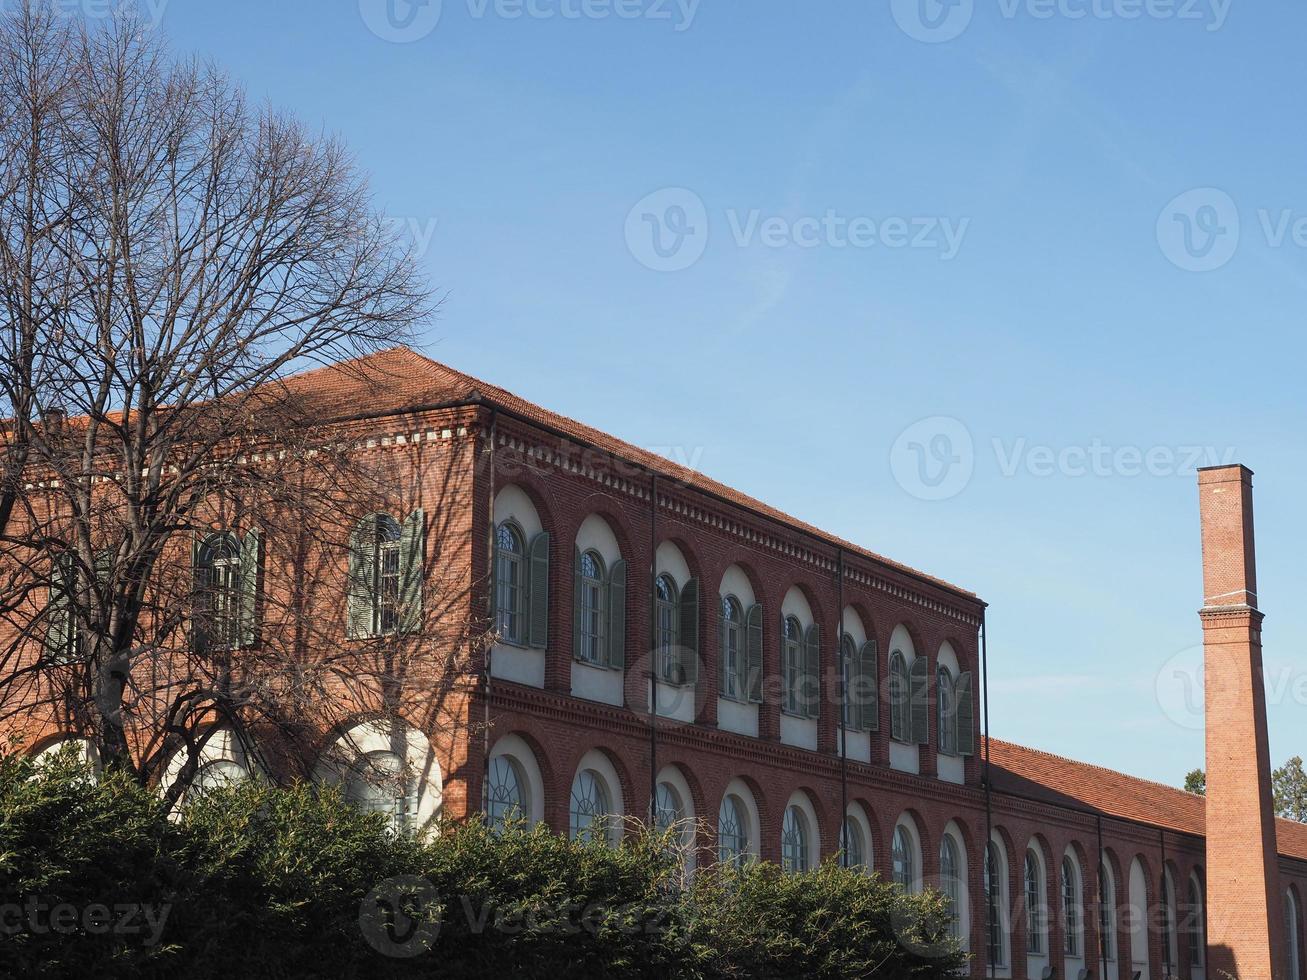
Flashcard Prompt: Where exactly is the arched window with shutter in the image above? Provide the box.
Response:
[576,550,606,665]
[195,529,261,650]
[348,511,422,639]
[495,522,527,645]
[781,616,804,715]
[937,665,958,756]
[1026,849,1046,955]
[940,834,963,939]
[720,595,744,700]
[889,651,910,742]
[655,573,679,682]
[1063,854,1083,958]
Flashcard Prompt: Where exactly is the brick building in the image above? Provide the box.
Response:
[12,348,1306,979]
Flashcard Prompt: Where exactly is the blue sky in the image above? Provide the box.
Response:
[146,0,1305,785]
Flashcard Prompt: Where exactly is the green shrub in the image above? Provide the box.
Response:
[0,751,967,979]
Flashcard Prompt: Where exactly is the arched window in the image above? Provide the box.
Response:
[192,759,247,797]
[840,634,857,728]
[720,595,744,700]
[655,574,680,683]
[484,755,526,830]
[655,781,683,835]
[1062,855,1082,957]
[1288,889,1302,980]
[937,665,958,756]
[986,841,1007,968]
[940,835,963,938]
[889,651,911,742]
[841,817,866,870]
[781,806,809,874]
[345,750,409,835]
[1187,876,1205,974]
[495,523,526,644]
[1160,868,1179,975]
[1099,857,1117,965]
[194,532,251,649]
[569,768,613,844]
[893,825,915,891]
[577,551,606,665]
[1025,849,1046,954]
[781,616,804,715]
[718,795,749,869]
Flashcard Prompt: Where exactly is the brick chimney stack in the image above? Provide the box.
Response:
[1198,464,1284,979]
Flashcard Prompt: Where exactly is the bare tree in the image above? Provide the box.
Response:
[0,5,446,789]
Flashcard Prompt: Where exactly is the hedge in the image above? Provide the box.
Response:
[0,748,967,979]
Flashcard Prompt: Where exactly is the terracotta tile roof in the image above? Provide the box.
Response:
[986,737,1307,862]
[271,346,979,602]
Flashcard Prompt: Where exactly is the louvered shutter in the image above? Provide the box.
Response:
[803,623,821,718]
[191,534,211,652]
[527,532,550,650]
[347,516,377,640]
[857,639,879,732]
[572,546,583,662]
[678,578,699,686]
[239,528,261,648]
[745,603,764,703]
[910,655,930,745]
[45,554,73,661]
[399,509,425,634]
[607,559,626,670]
[956,671,975,756]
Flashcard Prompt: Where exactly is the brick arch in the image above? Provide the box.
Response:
[654,755,708,830]
[842,599,877,643]
[567,494,640,561]
[492,476,558,535]
[559,741,637,819]
[492,726,557,807]
[656,529,706,582]
[783,577,828,631]
[847,793,885,868]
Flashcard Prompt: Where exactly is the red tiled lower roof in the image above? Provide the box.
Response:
[271,347,978,602]
[986,738,1307,862]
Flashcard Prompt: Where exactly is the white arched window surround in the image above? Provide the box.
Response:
[653,764,696,869]
[717,778,760,869]
[315,719,442,836]
[1062,851,1084,958]
[781,791,821,874]
[486,733,545,829]
[985,834,1011,969]
[892,815,924,894]
[939,824,969,946]
[841,802,874,872]
[1099,854,1118,966]
[160,726,256,807]
[1025,846,1047,955]
[569,749,623,846]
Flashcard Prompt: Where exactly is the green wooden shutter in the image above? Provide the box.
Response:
[45,554,73,661]
[678,578,699,687]
[803,624,821,718]
[239,528,261,649]
[745,603,764,703]
[347,516,377,640]
[399,509,425,634]
[956,671,975,756]
[192,534,210,653]
[718,599,728,697]
[572,546,583,662]
[607,559,626,670]
[909,655,930,745]
[528,532,550,650]
[857,639,879,732]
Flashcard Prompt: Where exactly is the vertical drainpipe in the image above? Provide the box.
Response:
[982,608,995,979]
[837,548,848,869]
[648,473,658,823]
[483,408,499,813]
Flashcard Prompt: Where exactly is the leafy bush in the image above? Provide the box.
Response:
[0,751,966,979]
